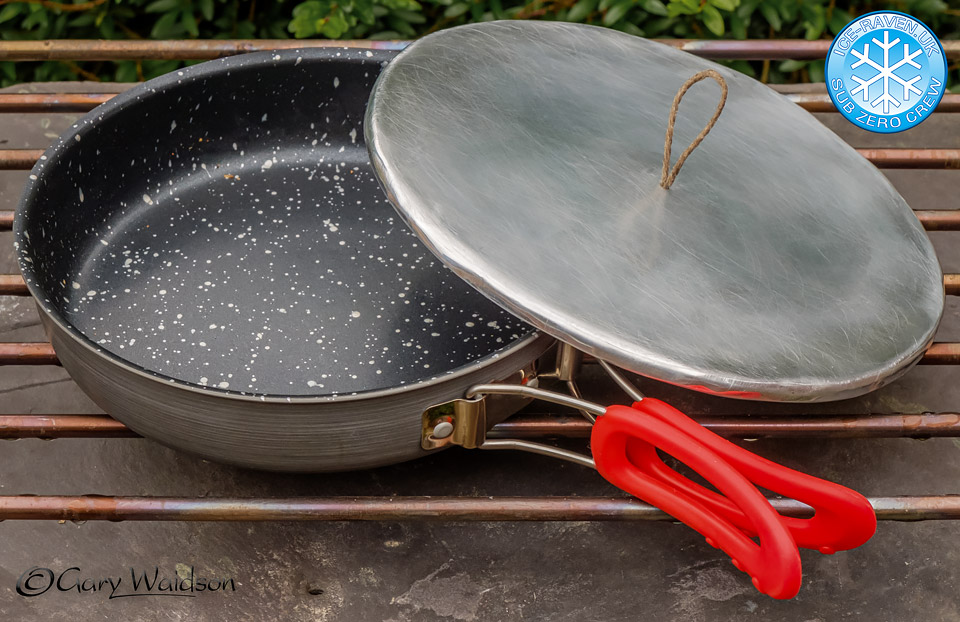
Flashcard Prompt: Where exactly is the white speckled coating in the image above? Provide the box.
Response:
[17,46,537,399]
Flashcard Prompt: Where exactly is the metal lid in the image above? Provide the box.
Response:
[365,21,943,402]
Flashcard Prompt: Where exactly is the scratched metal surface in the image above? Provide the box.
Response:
[367,21,944,403]
[2,81,960,621]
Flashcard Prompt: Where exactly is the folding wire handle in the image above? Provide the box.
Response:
[458,358,877,600]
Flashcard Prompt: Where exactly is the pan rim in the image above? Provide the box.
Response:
[16,45,547,404]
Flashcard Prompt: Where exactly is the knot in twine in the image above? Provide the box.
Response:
[660,69,728,190]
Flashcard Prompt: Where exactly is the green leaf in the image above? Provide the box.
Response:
[567,0,597,23]
[0,61,16,82]
[735,0,758,18]
[114,61,138,82]
[69,12,97,27]
[151,10,184,38]
[0,5,21,25]
[142,59,181,79]
[182,10,199,36]
[289,0,326,37]
[828,9,852,36]
[198,0,214,21]
[702,4,723,35]
[350,0,376,25]
[443,2,469,18]
[386,14,416,35]
[779,0,797,23]
[237,20,256,38]
[729,12,746,39]
[98,15,115,38]
[382,0,421,9]
[709,0,737,11]
[22,8,48,29]
[778,59,806,73]
[320,9,351,37]
[641,0,667,16]
[666,1,696,17]
[644,16,673,34]
[726,59,755,77]
[759,3,780,30]
[51,12,68,37]
[808,60,824,83]
[368,30,401,39]
[602,0,632,25]
[393,8,426,23]
[800,4,824,40]
[145,0,181,13]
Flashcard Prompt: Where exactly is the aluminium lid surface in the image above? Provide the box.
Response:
[365,21,943,402]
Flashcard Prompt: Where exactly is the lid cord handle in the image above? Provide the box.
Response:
[660,69,729,189]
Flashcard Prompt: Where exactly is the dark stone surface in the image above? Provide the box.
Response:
[1,80,960,621]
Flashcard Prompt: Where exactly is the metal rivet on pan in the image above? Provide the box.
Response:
[433,421,454,439]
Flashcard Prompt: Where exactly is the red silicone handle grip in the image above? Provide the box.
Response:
[621,400,877,553]
[591,400,877,600]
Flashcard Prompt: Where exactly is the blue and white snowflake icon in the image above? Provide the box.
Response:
[849,30,923,114]
[826,11,946,133]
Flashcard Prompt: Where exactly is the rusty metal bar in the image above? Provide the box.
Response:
[5,411,960,440]
[946,274,960,297]
[916,211,960,231]
[0,415,136,438]
[0,92,113,113]
[3,91,958,114]
[3,148,957,170]
[0,495,956,521]
[0,343,57,365]
[4,341,960,367]
[0,274,27,296]
[0,39,407,61]
[860,149,960,169]
[922,343,960,365]
[0,149,44,170]
[1,39,959,61]
[789,92,960,113]
[492,412,960,439]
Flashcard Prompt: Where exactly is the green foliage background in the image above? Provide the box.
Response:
[0,0,956,87]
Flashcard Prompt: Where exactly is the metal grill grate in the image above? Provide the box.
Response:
[1,38,960,522]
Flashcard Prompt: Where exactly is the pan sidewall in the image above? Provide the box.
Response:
[42,309,553,472]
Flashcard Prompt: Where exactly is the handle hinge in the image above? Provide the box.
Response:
[421,397,487,450]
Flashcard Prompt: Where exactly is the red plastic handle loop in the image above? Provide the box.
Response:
[620,400,877,553]
[592,405,802,599]
[592,400,877,599]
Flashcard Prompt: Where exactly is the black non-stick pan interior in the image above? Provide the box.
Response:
[17,48,534,397]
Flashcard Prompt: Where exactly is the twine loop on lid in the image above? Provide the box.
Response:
[660,69,728,189]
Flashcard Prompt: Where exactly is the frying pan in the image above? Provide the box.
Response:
[15,34,909,599]
[15,47,553,472]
